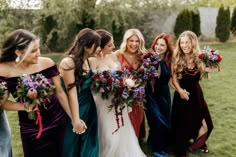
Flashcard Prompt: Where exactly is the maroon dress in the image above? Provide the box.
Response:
[0,65,67,157]
[171,67,213,156]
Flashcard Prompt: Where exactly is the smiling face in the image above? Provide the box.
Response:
[19,39,41,64]
[154,38,167,55]
[180,36,192,54]
[126,35,140,54]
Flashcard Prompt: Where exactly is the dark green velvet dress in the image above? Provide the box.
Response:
[62,68,99,157]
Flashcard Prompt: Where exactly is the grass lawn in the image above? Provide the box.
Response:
[7,41,236,156]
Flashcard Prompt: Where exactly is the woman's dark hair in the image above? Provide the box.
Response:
[66,28,101,90]
[95,29,112,49]
[0,29,38,63]
[151,33,174,71]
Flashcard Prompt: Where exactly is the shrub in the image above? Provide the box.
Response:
[231,6,236,35]
[215,5,231,42]
[174,9,193,38]
[191,9,201,37]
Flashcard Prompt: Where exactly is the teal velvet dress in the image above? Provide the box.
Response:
[62,66,99,157]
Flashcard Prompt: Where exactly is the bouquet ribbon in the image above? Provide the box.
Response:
[35,105,43,139]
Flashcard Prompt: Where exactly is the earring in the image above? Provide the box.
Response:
[15,56,20,63]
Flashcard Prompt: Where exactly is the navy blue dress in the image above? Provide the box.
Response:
[145,60,172,154]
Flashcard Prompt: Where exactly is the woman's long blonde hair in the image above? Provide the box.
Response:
[120,28,146,55]
[173,31,204,79]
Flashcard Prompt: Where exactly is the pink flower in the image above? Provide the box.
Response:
[27,88,38,99]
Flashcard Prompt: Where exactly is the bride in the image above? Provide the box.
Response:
[90,29,146,157]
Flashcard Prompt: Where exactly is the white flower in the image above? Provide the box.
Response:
[125,78,135,88]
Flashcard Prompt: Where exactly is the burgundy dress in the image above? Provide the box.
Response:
[171,67,213,156]
[120,54,145,138]
[0,65,67,157]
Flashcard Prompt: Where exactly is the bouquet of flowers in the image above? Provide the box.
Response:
[141,52,160,92]
[199,47,222,70]
[122,76,146,107]
[0,81,7,102]
[92,70,113,99]
[15,73,55,138]
[198,47,222,78]
[141,52,160,79]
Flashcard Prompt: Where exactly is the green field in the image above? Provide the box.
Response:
[7,42,236,156]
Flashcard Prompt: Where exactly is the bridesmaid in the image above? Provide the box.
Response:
[144,33,174,157]
[115,28,147,140]
[0,29,71,157]
[60,28,101,157]
[171,31,213,157]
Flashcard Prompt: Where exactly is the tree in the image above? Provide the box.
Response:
[191,9,201,37]
[174,9,193,38]
[231,6,236,35]
[215,5,231,42]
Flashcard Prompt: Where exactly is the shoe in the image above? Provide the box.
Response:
[200,144,209,153]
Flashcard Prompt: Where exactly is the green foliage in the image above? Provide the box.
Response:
[174,9,193,38]
[215,5,231,42]
[231,6,236,35]
[191,9,201,37]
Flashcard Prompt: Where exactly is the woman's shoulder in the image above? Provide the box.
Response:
[0,62,13,77]
[59,57,74,70]
[38,57,56,68]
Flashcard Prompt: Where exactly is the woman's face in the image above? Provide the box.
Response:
[126,35,140,54]
[154,38,167,55]
[180,36,192,54]
[23,40,41,64]
[102,38,115,55]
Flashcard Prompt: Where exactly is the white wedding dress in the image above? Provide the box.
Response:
[93,54,146,157]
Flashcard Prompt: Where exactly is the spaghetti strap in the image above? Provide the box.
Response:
[87,59,91,69]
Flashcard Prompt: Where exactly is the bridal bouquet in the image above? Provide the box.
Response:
[0,81,7,101]
[15,73,55,138]
[92,70,113,99]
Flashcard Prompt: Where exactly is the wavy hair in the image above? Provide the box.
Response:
[120,28,146,55]
[151,33,174,71]
[0,29,38,63]
[173,30,204,79]
[65,28,101,90]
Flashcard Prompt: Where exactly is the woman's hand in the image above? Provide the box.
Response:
[179,88,190,101]
[72,119,87,135]
[205,67,212,73]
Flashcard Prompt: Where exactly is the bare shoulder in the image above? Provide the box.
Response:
[59,57,74,70]
[38,57,56,68]
[114,50,122,61]
[0,63,12,77]
[88,57,97,71]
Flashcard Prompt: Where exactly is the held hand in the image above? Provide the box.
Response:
[179,89,190,101]
[25,104,37,112]
[205,67,212,73]
[72,119,87,135]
